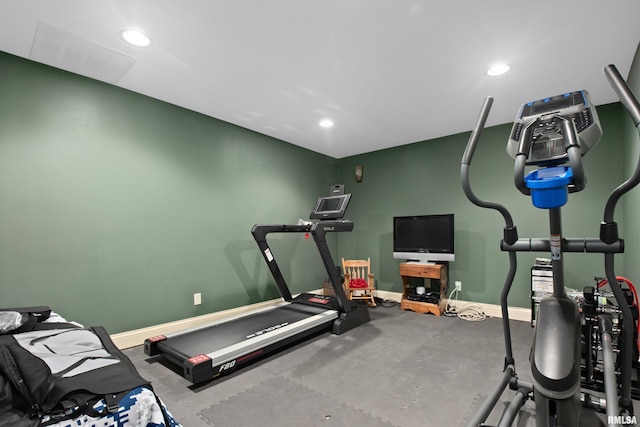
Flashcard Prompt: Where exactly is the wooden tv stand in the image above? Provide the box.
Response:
[399,262,448,316]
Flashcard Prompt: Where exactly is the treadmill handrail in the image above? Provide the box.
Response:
[251,220,354,312]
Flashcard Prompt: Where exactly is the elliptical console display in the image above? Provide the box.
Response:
[506,90,602,166]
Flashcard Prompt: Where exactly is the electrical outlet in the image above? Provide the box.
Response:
[194,292,202,305]
[455,281,462,292]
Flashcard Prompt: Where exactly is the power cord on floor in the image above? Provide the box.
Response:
[374,296,400,308]
[444,288,486,321]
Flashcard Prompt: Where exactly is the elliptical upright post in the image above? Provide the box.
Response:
[461,64,640,426]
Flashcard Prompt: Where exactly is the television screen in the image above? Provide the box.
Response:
[393,214,454,263]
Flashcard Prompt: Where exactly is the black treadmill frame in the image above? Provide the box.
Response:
[251,219,370,334]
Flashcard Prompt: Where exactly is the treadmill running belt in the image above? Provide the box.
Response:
[156,303,333,360]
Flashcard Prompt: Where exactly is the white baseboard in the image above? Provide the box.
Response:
[111,290,532,349]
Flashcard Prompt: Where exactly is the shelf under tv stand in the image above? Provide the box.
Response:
[399,262,448,316]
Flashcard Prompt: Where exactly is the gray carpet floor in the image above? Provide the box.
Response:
[124,303,636,426]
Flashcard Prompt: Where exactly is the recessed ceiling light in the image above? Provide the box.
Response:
[486,63,510,77]
[319,119,334,128]
[121,29,152,47]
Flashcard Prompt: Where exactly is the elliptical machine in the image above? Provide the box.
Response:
[461,64,640,426]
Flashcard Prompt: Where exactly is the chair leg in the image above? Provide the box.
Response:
[368,290,376,307]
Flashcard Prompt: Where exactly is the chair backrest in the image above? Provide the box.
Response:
[341,258,371,283]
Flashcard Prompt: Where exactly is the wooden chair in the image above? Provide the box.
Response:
[341,258,376,307]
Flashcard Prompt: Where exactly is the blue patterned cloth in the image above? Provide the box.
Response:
[41,386,182,427]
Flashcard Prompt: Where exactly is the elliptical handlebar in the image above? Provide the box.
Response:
[560,115,586,193]
[512,118,537,196]
[605,64,640,126]
[602,64,640,225]
[461,96,517,237]
[599,66,640,412]
[461,96,494,166]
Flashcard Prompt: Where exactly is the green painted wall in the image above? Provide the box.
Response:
[0,52,338,333]
[337,102,629,308]
[2,48,638,334]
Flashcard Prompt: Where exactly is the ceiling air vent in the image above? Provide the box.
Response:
[30,21,136,84]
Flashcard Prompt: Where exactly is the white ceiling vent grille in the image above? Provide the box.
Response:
[30,21,136,84]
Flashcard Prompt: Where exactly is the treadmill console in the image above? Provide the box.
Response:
[506,90,602,166]
[309,193,351,220]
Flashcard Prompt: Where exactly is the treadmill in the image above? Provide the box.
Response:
[144,187,370,384]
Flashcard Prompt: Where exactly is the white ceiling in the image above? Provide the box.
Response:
[1,1,639,159]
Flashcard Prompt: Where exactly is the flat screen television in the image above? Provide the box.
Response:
[392,214,455,263]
